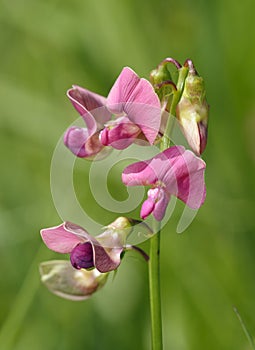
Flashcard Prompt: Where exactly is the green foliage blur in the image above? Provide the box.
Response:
[0,0,255,349]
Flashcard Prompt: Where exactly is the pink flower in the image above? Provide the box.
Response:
[40,217,149,273]
[122,146,206,221]
[64,86,112,158]
[65,67,161,157]
[100,67,161,149]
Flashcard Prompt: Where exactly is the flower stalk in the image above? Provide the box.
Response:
[40,59,208,349]
[149,220,163,350]
[148,62,189,350]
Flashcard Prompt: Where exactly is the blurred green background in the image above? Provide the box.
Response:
[0,0,255,349]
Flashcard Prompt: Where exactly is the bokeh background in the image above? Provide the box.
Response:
[1,0,255,349]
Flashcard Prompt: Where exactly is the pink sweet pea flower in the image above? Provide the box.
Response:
[101,67,161,148]
[40,217,149,273]
[64,86,112,158]
[65,67,161,158]
[122,145,206,221]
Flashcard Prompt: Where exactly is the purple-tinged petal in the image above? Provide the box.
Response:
[158,147,206,209]
[92,245,123,273]
[68,86,106,114]
[64,127,105,159]
[39,260,108,301]
[64,126,89,157]
[107,67,161,144]
[70,242,95,269]
[92,217,134,273]
[198,120,208,155]
[100,117,141,150]
[41,218,134,274]
[68,85,111,126]
[40,222,88,254]
[122,160,157,186]
[122,146,186,188]
[122,145,206,220]
[140,187,169,221]
[151,190,170,221]
[175,150,206,209]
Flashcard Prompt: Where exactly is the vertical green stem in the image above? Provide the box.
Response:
[149,220,162,350]
[148,64,189,349]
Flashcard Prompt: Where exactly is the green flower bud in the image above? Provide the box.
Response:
[150,64,172,86]
[40,260,108,301]
[176,64,209,155]
[151,64,175,104]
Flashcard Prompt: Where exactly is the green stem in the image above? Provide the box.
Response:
[148,64,189,349]
[149,220,162,350]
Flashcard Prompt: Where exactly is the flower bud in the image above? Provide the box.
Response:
[39,260,108,301]
[99,216,134,248]
[176,65,209,155]
[150,64,173,103]
[150,64,172,86]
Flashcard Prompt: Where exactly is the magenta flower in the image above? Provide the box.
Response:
[100,67,161,149]
[65,67,161,157]
[40,217,148,273]
[122,146,206,221]
[65,85,112,158]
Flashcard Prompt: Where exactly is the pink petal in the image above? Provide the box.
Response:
[122,160,157,186]
[107,67,161,144]
[93,245,123,273]
[125,102,161,145]
[64,127,105,159]
[64,127,89,157]
[140,198,155,220]
[158,147,206,209]
[122,145,206,214]
[174,150,206,209]
[122,147,186,187]
[67,86,111,133]
[40,222,88,253]
[152,191,170,221]
[107,67,140,114]
[140,187,169,221]
[100,116,141,150]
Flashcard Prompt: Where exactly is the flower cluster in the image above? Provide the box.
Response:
[64,67,161,158]
[40,58,208,300]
